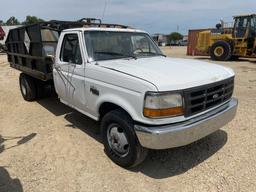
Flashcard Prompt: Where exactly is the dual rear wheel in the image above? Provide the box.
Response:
[19,73,37,101]
[19,73,52,101]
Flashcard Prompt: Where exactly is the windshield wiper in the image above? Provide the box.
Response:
[155,53,167,57]
[94,51,137,59]
[134,51,166,57]
[138,52,166,57]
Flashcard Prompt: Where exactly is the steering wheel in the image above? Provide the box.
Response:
[133,48,144,54]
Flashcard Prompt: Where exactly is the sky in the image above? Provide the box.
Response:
[1,0,256,34]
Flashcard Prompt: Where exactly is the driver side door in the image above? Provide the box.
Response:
[53,32,87,111]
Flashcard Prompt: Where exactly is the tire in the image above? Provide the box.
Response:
[231,55,240,61]
[19,73,37,101]
[36,79,54,98]
[35,80,45,98]
[210,41,232,61]
[101,109,148,168]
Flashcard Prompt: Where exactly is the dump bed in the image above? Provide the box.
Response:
[5,20,90,81]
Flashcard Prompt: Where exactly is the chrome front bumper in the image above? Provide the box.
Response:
[135,98,238,149]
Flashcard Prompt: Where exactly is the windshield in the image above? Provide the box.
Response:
[84,31,163,61]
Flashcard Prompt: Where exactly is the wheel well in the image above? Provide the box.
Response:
[99,102,130,120]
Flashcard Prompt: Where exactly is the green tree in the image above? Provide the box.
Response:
[22,16,44,25]
[169,32,183,41]
[5,16,20,25]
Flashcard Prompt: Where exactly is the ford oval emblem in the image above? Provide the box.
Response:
[213,94,219,99]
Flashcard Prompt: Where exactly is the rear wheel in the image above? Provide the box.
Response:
[210,41,232,61]
[101,109,148,167]
[231,55,240,60]
[19,73,37,101]
[35,80,53,98]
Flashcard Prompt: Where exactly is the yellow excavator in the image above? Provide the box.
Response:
[197,14,256,61]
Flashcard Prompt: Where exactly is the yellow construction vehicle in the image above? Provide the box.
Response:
[197,14,256,61]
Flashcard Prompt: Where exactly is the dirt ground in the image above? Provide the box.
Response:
[0,47,256,192]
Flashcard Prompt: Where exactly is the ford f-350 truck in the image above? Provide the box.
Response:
[6,18,238,167]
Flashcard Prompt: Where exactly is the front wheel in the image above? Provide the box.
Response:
[210,41,232,61]
[101,109,148,167]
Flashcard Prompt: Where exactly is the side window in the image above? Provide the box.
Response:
[60,34,82,64]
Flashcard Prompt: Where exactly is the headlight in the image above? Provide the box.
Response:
[143,92,184,118]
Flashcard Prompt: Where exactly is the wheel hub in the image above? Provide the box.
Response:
[214,46,224,57]
[107,125,129,156]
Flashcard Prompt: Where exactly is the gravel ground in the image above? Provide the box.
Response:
[0,47,256,192]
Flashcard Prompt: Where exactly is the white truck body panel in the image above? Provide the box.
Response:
[98,56,234,91]
[7,22,238,163]
[53,28,235,125]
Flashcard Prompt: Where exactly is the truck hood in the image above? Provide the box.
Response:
[98,56,234,91]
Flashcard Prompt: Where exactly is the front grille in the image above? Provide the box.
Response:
[184,77,234,117]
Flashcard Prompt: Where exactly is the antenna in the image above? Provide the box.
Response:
[101,0,109,21]
[177,25,179,32]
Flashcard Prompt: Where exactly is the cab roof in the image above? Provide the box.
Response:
[63,27,146,34]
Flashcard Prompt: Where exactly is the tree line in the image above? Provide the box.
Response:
[169,32,183,41]
[0,16,44,26]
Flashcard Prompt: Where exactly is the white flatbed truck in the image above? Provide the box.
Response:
[6,18,238,167]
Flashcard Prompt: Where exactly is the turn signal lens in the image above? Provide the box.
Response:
[144,107,184,118]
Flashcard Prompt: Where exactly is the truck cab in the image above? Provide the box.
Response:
[6,19,238,167]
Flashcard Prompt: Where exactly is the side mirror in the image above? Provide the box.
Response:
[46,55,55,64]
